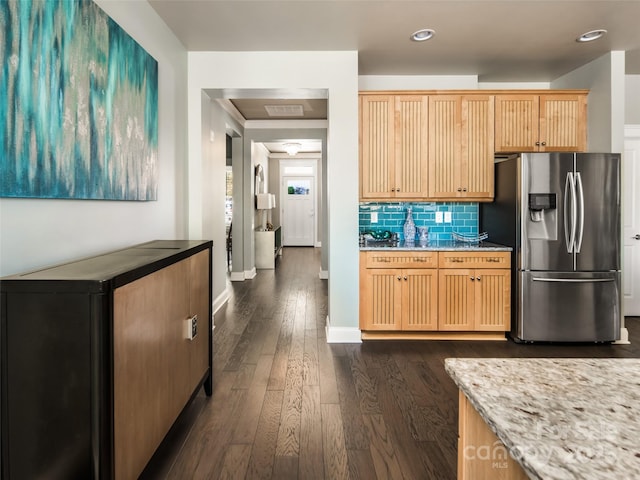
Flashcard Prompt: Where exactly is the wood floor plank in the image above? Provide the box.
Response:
[299,385,324,479]
[317,336,340,405]
[362,414,404,480]
[346,448,378,480]
[304,327,320,386]
[321,404,350,480]
[232,354,275,444]
[216,444,252,480]
[333,355,371,450]
[246,390,284,479]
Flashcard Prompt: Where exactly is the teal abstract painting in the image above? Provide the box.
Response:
[0,0,158,200]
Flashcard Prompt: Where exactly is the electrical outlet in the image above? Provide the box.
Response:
[435,211,444,223]
[444,211,452,223]
[185,315,198,340]
[371,212,378,223]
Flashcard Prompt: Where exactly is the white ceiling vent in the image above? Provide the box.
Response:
[264,104,304,117]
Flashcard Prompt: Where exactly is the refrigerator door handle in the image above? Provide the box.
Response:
[564,172,577,253]
[575,172,585,253]
[531,277,616,283]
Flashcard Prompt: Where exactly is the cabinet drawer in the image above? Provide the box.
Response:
[438,251,510,269]
[362,251,438,269]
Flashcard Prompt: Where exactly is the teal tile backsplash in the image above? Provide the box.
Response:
[359,202,479,241]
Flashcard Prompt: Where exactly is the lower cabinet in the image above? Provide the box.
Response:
[359,251,438,331]
[360,250,510,337]
[0,240,213,480]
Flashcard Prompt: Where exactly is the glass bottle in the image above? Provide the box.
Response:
[403,207,416,244]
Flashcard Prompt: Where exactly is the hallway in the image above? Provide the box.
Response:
[142,247,640,480]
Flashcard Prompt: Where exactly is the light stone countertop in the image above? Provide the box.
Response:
[360,240,512,251]
[445,358,640,480]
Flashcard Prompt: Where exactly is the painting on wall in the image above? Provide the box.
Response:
[0,0,158,201]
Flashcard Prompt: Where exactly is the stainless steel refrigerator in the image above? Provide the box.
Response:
[481,153,621,342]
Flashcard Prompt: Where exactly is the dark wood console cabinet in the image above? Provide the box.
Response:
[0,240,213,480]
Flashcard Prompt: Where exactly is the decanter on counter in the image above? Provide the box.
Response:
[403,207,416,244]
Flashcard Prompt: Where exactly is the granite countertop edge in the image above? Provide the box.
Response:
[444,358,640,480]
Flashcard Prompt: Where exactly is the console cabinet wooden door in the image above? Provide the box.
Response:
[360,267,403,330]
[429,95,494,200]
[495,93,587,152]
[360,95,428,199]
[113,249,210,480]
[401,269,438,330]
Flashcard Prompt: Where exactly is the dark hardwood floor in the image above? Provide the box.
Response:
[141,247,640,480]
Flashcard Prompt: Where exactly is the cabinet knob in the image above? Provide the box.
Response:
[470,277,475,281]
[397,276,402,281]
[535,141,540,146]
[477,276,481,281]
[457,187,462,192]
[404,276,408,281]
[463,188,467,192]
[396,188,400,192]
[541,142,546,146]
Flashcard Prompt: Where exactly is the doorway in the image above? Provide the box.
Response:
[280,159,318,247]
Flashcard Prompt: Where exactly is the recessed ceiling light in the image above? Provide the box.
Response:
[576,29,607,43]
[410,28,436,42]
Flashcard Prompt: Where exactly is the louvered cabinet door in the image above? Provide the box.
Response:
[401,269,438,330]
[461,95,495,199]
[360,268,402,330]
[428,95,462,198]
[395,95,429,198]
[474,269,511,331]
[539,94,587,152]
[360,95,395,199]
[438,269,474,331]
[494,95,539,153]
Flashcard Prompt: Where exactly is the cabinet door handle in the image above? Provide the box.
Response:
[404,276,408,281]
[535,141,540,146]
[397,276,402,280]
[470,276,475,281]
[462,188,467,192]
[476,276,481,281]
[541,142,546,146]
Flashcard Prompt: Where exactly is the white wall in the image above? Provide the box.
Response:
[626,75,640,124]
[552,51,626,153]
[200,94,230,311]
[187,51,359,336]
[0,0,188,276]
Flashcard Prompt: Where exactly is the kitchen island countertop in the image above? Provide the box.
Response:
[445,358,640,480]
[360,240,511,251]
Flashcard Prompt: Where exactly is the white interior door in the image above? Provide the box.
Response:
[623,127,640,315]
[282,176,315,246]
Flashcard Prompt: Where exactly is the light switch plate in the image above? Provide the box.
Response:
[444,211,452,223]
[371,212,378,223]
[435,211,443,223]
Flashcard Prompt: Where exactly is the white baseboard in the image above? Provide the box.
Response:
[245,267,257,279]
[325,316,362,343]
[213,287,230,315]
[614,327,630,345]
[229,271,245,282]
[318,269,328,280]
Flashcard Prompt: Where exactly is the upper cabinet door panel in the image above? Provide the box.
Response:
[462,95,494,199]
[360,95,395,199]
[494,95,539,153]
[539,94,587,152]
[395,96,429,198]
[428,95,462,198]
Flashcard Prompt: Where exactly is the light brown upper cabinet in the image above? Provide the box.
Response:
[495,92,587,152]
[360,95,428,199]
[428,95,494,201]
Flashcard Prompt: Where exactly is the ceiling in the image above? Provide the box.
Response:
[149,0,640,152]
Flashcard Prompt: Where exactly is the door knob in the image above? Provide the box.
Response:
[634,234,640,240]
